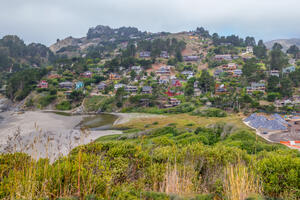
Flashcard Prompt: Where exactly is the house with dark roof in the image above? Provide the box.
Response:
[139,51,151,58]
[159,76,170,84]
[97,82,107,91]
[59,81,73,89]
[170,98,181,106]
[183,56,199,62]
[269,70,280,77]
[160,51,169,58]
[215,54,232,61]
[246,82,265,94]
[125,85,138,93]
[156,66,171,76]
[142,86,152,94]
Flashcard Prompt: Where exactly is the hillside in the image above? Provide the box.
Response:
[0,35,54,72]
[50,25,154,58]
[265,38,300,51]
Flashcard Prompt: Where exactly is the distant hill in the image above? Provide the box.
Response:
[265,38,300,51]
[0,35,55,72]
[50,25,154,58]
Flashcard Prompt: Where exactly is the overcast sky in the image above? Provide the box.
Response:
[1,0,299,46]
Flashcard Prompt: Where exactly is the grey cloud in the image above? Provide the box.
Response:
[0,0,299,45]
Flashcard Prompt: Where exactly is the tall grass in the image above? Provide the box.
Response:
[224,161,262,200]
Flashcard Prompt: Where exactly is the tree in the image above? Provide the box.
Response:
[115,87,125,104]
[245,36,256,46]
[253,40,267,59]
[212,33,220,45]
[267,76,280,92]
[196,27,210,38]
[280,77,293,97]
[184,78,195,96]
[267,92,280,102]
[175,50,183,62]
[130,70,136,81]
[272,43,283,50]
[270,43,287,70]
[289,68,300,87]
[287,45,299,58]
[69,90,84,102]
[242,58,259,81]
[198,70,215,93]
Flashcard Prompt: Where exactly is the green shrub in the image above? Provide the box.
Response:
[56,101,71,110]
[38,94,56,108]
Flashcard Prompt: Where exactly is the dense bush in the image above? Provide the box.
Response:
[56,100,71,110]
[0,125,299,199]
[38,94,56,107]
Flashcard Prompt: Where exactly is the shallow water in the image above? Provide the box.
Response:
[79,114,118,130]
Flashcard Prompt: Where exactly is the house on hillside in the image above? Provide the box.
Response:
[59,81,73,89]
[215,83,227,95]
[156,66,171,76]
[131,66,142,74]
[165,88,183,97]
[37,80,48,89]
[246,82,266,94]
[223,63,237,71]
[171,79,182,87]
[142,86,152,94]
[283,66,296,74]
[81,71,93,78]
[160,51,169,58]
[75,82,84,90]
[289,59,296,65]
[159,76,170,84]
[215,54,232,61]
[125,85,138,93]
[232,69,243,77]
[181,70,194,79]
[170,98,181,106]
[109,73,121,80]
[183,56,199,62]
[139,51,151,58]
[246,46,253,54]
[194,88,202,96]
[97,82,107,91]
[269,70,280,77]
[114,83,126,90]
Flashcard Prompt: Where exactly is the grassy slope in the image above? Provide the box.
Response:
[115,113,250,131]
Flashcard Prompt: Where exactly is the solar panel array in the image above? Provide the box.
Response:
[245,113,287,131]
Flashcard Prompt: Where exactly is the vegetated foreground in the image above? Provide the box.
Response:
[1,119,300,200]
[1,25,300,199]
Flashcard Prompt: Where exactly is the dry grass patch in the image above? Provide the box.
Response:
[115,113,251,131]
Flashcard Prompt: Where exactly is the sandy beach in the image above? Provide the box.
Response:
[0,111,161,161]
[0,111,122,161]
